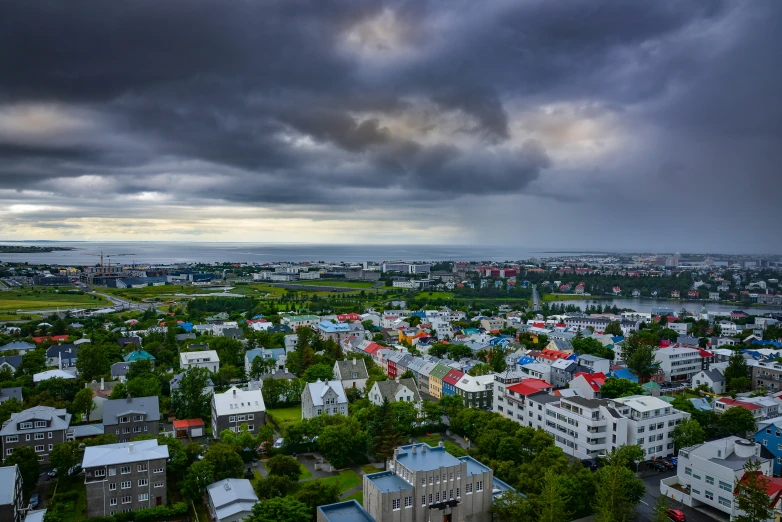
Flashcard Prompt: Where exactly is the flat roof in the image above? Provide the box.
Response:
[318,500,375,522]
[365,471,413,493]
[395,443,463,471]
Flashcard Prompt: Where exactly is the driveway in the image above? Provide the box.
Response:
[636,469,725,522]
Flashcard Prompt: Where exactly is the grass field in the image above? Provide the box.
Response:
[53,478,88,522]
[542,293,593,302]
[342,491,364,504]
[263,460,313,480]
[319,470,362,493]
[416,291,454,299]
[267,405,303,430]
[284,280,377,289]
[361,463,383,475]
[0,290,109,313]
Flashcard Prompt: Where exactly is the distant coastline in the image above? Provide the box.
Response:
[0,245,75,253]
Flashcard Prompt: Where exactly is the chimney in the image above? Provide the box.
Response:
[352,358,356,366]
[224,480,232,491]
[438,440,443,448]
[100,377,105,391]
[412,446,417,454]
[58,357,62,371]
[128,442,134,453]
[233,389,237,396]
[422,445,426,453]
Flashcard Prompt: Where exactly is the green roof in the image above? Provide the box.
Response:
[429,364,451,380]
[641,381,661,389]
[288,315,319,321]
[124,350,156,362]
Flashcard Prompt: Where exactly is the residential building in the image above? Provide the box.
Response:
[368,379,422,410]
[0,406,71,465]
[518,362,551,384]
[569,372,607,399]
[414,361,438,398]
[656,347,701,382]
[755,421,782,476]
[442,369,465,396]
[333,358,369,391]
[660,437,771,518]
[564,317,638,335]
[497,379,552,424]
[45,344,78,369]
[179,350,220,373]
[550,359,578,388]
[207,478,259,522]
[0,387,22,404]
[170,372,214,396]
[281,315,320,329]
[212,386,266,436]
[714,397,779,421]
[0,464,23,522]
[82,439,169,517]
[753,361,782,392]
[111,362,132,382]
[103,397,161,443]
[123,349,155,363]
[301,380,347,419]
[454,374,494,409]
[428,364,450,399]
[528,394,689,460]
[316,321,353,342]
[479,318,504,332]
[0,341,35,355]
[363,442,514,522]
[0,356,22,373]
[692,369,725,394]
[492,370,525,414]
[576,354,611,375]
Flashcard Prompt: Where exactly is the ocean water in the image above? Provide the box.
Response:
[0,241,588,266]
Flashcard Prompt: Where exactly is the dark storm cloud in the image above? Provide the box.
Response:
[0,0,780,249]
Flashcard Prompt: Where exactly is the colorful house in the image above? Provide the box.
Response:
[442,369,465,396]
[428,364,451,399]
[123,349,156,362]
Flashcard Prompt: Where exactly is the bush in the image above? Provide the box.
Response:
[69,502,189,522]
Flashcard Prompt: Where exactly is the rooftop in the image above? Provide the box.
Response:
[394,443,462,471]
[317,500,375,522]
[82,439,169,467]
[0,465,18,505]
[365,471,414,493]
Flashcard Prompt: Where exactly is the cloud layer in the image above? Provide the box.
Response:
[0,0,780,251]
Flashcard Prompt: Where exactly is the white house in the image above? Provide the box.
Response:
[692,369,726,394]
[655,347,701,383]
[367,378,422,410]
[301,380,348,419]
[180,350,220,373]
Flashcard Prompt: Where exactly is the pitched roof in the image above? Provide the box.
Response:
[0,406,71,436]
[573,372,606,391]
[373,378,421,403]
[207,478,259,520]
[213,386,265,416]
[305,380,347,407]
[103,396,161,424]
[0,465,18,505]
[507,378,551,396]
[335,358,369,380]
[123,349,155,362]
[717,397,761,411]
[442,369,465,386]
[82,439,169,467]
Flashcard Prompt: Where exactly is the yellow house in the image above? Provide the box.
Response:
[428,363,450,399]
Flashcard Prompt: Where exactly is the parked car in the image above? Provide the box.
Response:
[273,438,285,449]
[669,457,678,467]
[29,494,39,509]
[667,508,686,521]
[581,459,599,471]
[659,458,675,470]
[650,461,668,472]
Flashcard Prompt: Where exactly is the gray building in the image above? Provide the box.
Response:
[550,359,578,388]
[111,362,132,382]
[318,500,374,522]
[301,380,348,419]
[82,439,169,518]
[45,344,78,369]
[333,358,369,391]
[752,361,782,392]
[211,386,266,437]
[0,406,71,465]
[0,387,22,404]
[103,396,160,443]
[368,378,422,409]
[170,372,214,395]
[0,356,22,373]
[207,478,258,522]
[364,442,514,522]
[0,341,35,355]
[0,465,23,522]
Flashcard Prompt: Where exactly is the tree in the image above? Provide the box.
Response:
[468,363,493,376]
[650,493,671,522]
[247,496,311,522]
[255,475,295,499]
[725,351,750,392]
[491,490,536,522]
[0,398,23,425]
[672,418,706,452]
[49,441,81,479]
[250,356,275,379]
[593,459,645,522]
[302,363,333,383]
[735,460,773,522]
[369,399,404,464]
[181,459,216,501]
[599,377,645,399]
[267,455,302,481]
[605,321,623,336]
[318,417,370,468]
[205,442,245,480]
[718,407,757,437]
[487,345,508,373]
[126,375,162,398]
[295,480,340,518]
[440,394,464,422]
[6,447,41,494]
[125,359,155,381]
[75,342,111,380]
[171,367,211,419]
[16,349,46,376]
[537,469,571,522]
[389,401,418,437]
[72,387,97,422]
[625,345,660,384]
[422,400,443,426]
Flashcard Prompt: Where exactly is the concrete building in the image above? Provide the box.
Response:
[333,358,369,391]
[495,379,552,423]
[656,347,701,382]
[211,386,266,437]
[316,321,353,342]
[103,396,160,443]
[454,374,494,409]
[363,442,514,522]
[0,406,71,465]
[302,380,348,419]
[0,465,23,522]
[491,370,525,414]
[82,439,169,517]
[206,478,259,522]
[179,350,220,373]
[753,361,782,392]
[317,500,374,522]
[660,437,771,518]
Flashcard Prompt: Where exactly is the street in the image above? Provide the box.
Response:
[635,470,726,522]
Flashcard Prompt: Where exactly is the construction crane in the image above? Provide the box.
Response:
[84,251,134,276]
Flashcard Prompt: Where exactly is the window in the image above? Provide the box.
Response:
[422,496,426,507]
[450,472,454,481]
[228,416,236,422]
[5,436,17,443]
[121,481,131,489]
[476,481,483,492]
[19,422,32,429]
[138,479,148,487]
[48,444,53,451]
[248,414,254,420]
[35,420,47,428]
[466,483,473,494]
[34,433,44,440]
[154,482,164,488]
[421,477,426,486]
[450,489,454,499]
[122,496,131,504]
[153,468,163,473]
[95,469,106,478]
[692,488,700,495]
[719,480,731,491]
[119,416,129,423]
[637,426,645,433]
[133,415,143,422]
[705,491,713,500]
[685,467,692,476]
[137,464,147,472]
[436,492,440,502]
[133,427,142,433]
[121,466,130,474]
[706,476,714,485]
[110,498,117,506]
[457,487,460,498]
[109,468,116,476]
[139,493,148,502]
[34,445,44,452]
[7,449,13,456]
[428,494,432,504]
[404,495,412,508]
[110,483,116,491]
[718,496,731,507]
[693,473,701,480]
[429,476,433,485]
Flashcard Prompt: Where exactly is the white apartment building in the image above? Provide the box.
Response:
[526,394,689,460]
[179,350,220,373]
[655,347,701,383]
[661,437,772,518]
[491,370,525,416]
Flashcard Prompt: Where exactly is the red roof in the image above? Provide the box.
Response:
[573,372,606,391]
[736,472,782,505]
[538,348,571,361]
[717,398,761,411]
[32,335,69,343]
[364,343,384,356]
[659,340,672,348]
[443,369,465,386]
[508,378,551,396]
[699,349,713,357]
[173,419,205,429]
[532,322,545,328]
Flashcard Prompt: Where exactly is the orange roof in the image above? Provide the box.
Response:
[173,419,205,429]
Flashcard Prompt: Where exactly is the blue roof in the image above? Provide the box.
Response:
[411,311,427,319]
[252,315,264,319]
[610,368,638,382]
[317,321,351,333]
[394,443,462,471]
[124,350,155,362]
[365,471,414,493]
[566,353,579,360]
[180,322,193,332]
[463,328,480,335]
[612,336,625,343]
[318,501,375,522]
[752,340,782,348]
[245,348,263,363]
[689,398,712,411]
[518,356,535,365]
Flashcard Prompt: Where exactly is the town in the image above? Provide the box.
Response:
[0,255,781,522]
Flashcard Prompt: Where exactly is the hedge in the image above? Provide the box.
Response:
[48,502,189,522]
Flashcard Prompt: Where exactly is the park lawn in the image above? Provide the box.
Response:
[244,283,287,297]
[320,470,362,493]
[361,463,383,475]
[416,291,454,299]
[343,491,364,504]
[267,405,302,430]
[285,280,376,289]
[103,284,224,301]
[0,291,109,313]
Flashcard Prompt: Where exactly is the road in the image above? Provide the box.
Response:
[636,470,726,522]
[531,284,541,311]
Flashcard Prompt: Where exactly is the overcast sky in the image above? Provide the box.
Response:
[0,1,780,253]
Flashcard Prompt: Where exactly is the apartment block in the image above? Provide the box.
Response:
[0,406,71,465]
[82,439,168,517]
[655,347,701,382]
[103,396,160,443]
[212,386,266,436]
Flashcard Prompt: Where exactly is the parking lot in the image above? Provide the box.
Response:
[636,469,728,522]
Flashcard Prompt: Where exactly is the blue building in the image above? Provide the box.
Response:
[755,422,782,475]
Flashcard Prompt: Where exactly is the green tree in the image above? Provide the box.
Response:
[16,349,46,376]
[672,418,706,452]
[267,455,302,481]
[625,345,660,384]
[724,351,750,392]
[126,375,162,398]
[593,459,645,522]
[171,367,212,419]
[422,400,443,426]
[72,387,97,422]
[247,496,311,522]
[718,407,757,437]
[302,363,333,383]
[735,459,773,522]
[490,490,536,522]
[599,377,645,399]
[389,401,418,437]
[181,459,215,501]
[439,394,464,422]
[369,399,404,465]
[6,446,41,494]
[318,416,370,468]
[295,480,340,518]
[49,441,81,479]
[75,342,111,380]
[650,493,671,522]
[605,321,623,336]
[250,356,275,379]
[537,469,571,522]
[468,363,493,376]
[205,442,245,480]
[0,398,23,424]
[125,359,154,381]
[255,474,295,499]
